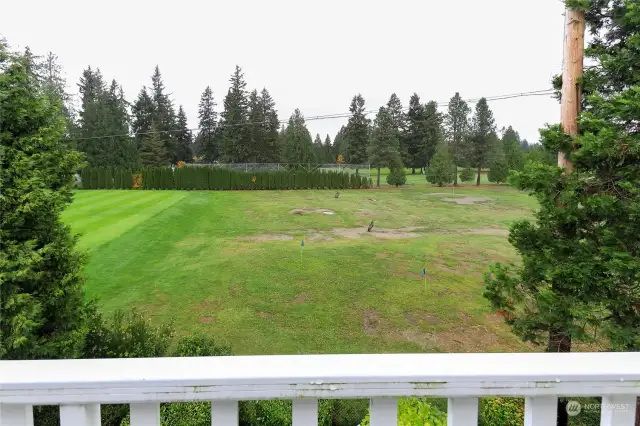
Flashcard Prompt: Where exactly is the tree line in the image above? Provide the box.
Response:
[22,49,549,182]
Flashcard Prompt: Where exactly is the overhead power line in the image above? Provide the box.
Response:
[68,89,555,142]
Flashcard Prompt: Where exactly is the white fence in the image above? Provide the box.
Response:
[1,353,639,425]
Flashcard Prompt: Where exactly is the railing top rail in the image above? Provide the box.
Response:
[1,353,639,404]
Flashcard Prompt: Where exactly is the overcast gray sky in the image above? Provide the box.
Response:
[2,0,566,144]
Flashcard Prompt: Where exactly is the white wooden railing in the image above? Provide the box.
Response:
[1,353,639,426]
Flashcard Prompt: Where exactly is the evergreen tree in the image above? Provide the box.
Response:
[404,93,430,173]
[444,92,471,185]
[487,137,509,183]
[247,89,262,162]
[426,143,454,187]
[333,125,347,161]
[313,133,324,163]
[459,167,475,183]
[175,106,192,162]
[323,134,333,163]
[484,4,640,419]
[140,122,168,166]
[421,101,443,169]
[195,86,218,161]
[105,79,138,169]
[283,109,314,164]
[368,107,402,187]
[150,66,177,164]
[132,86,155,152]
[501,126,524,171]
[386,93,408,167]
[468,98,495,185]
[76,66,109,165]
[344,94,369,164]
[257,88,280,162]
[1,50,87,359]
[220,65,249,163]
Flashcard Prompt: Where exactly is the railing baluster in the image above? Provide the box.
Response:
[211,401,238,426]
[600,395,637,426]
[60,404,100,426]
[0,404,33,426]
[292,399,318,426]
[130,403,160,426]
[524,397,556,426]
[370,398,398,426]
[447,397,478,425]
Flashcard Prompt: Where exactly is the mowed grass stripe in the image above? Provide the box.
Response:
[72,192,188,251]
[70,191,170,231]
[64,191,146,218]
[70,189,134,206]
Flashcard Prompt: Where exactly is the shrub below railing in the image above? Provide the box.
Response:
[80,167,372,191]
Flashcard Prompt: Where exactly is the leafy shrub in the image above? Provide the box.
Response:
[459,167,475,183]
[479,397,524,426]
[240,400,333,426]
[386,168,406,187]
[426,144,454,187]
[360,398,446,426]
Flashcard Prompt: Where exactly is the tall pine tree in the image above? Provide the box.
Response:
[140,121,168,166]
[444,92,471,185]
[150,66,177,164]
[368,107,402,187]
[312,133,324,162]
[132,86,155,154]
[175,105,192,162]
[421,100,443,170]
[257,88,280,162]
[220,65,249,163]
[404,93,429,173]
[386,93,407,167]
[468,98,495,186]
[344,94,369,164]
[501,125,524,171]
[323,134,333,163]
[283,109,315,164]
[195,86,218,162]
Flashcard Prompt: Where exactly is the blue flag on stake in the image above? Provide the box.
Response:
[420,267,426,277]
[301,240,305,247]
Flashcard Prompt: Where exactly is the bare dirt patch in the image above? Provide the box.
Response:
[238,234,294,242]
[363,309,381,335]
[308,233,334,241]
[290,208,335,215]
[331,227,421,240]
[199,316,215,324]
[405,312,441,326]
[358,209,377,217]
[293,294,310,304]
[441,196,493,205]
[243,210,254,213]
[257,311,273,320]
[375,252,388,259]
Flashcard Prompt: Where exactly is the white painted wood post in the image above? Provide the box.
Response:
[370,398,398,426]
[211,401,238,426]
[524,397,557,426]
[0,405,33,426]
[130,403,160,426]
[600,395,637,426]
[86,404,101,426]
[292,399,318,426]
[447,398,478,425]
[60,405,100,426]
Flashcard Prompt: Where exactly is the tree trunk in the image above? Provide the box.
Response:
[411,168,415,175]
[548,328,572,426]
[453,165,458,186]
[476,166,481,186]
[376,167,381,187]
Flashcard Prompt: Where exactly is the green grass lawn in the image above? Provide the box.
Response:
[63,184,538,355]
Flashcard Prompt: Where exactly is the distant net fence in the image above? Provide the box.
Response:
[185,163,372,177]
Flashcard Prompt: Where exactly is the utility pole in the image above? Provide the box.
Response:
[558,7,585,173]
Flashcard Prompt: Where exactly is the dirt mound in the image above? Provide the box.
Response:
[331,227,421,239]
[290,208,335,215]
[441,196,493,205]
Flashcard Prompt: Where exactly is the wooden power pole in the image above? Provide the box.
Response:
[558,7,585,172]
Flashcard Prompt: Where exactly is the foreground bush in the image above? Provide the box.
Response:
[360,398,446,426]
[479,397,524,426]
[386,168,407,187]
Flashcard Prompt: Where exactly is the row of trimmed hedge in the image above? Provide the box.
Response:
[80,167,372,190]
